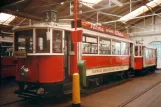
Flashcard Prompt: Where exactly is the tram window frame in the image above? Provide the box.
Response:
[52,30,62,53]
[152,49,155,58]
[82,35,98,54]
[36,29,50,53]
[112,40,121,55]
[14,29,33,53]
[121,42,130,55]
[145,48,149,59]
[99,37,111,55]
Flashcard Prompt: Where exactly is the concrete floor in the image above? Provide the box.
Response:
[80,70,161,107]
[1,70,161,107]
[125,82,161,107]
[0,78,22,106]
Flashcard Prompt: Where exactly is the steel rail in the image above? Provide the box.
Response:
[119,80,161,107]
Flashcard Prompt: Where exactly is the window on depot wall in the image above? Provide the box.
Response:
[82,35,98,54]
[36,29,50,53]
[112,40,121,55]
[99,38,111,55]
[121,42,130,55]
[149,41,161,60]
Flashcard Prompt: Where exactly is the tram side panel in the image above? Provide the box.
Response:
[82,56,130,69]
[134,57,143,70]
[81,56,130,81]
[16,57,38,82]
[16,56,64,83]
[1,57,17,78]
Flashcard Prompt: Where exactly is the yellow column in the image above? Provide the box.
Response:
[72,73,81,107]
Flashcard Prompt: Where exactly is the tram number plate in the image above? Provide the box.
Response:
[14,51,27,58]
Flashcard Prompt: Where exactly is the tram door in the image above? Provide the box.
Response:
[64,31,73,80]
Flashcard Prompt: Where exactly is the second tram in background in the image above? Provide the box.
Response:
[13,10,157,98]
[0,41,17,78]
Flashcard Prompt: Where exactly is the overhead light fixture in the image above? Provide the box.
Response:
[118,0,161,23]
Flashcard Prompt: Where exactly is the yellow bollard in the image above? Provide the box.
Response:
[72,73,81,107]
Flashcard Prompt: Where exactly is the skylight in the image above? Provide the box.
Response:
[80,0,102,8]
[0,13,16,25]
[118,0,161,22]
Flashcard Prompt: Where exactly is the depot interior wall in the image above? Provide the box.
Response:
[131,16,161,33]
[130,15,161,69]
[0,35,13,42]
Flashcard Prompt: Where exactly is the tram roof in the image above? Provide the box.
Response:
[13,21,133,43]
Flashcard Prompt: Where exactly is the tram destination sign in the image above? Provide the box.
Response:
[81,20,129,38]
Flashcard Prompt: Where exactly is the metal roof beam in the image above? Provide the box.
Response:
[82,0,141,14]
[0,9,42,21]
[99,11,122,18]
[102,12,161,24]
[60,0,141,19]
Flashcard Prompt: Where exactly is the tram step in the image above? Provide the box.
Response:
[14,90,44,99]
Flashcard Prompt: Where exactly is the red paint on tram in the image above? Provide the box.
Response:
[134,57,143,70]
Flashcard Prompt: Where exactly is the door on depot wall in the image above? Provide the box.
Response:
[149,41,161,69]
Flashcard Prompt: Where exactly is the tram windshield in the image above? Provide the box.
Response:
[14,30,33,53]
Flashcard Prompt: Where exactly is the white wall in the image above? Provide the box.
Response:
[130,15,161,69]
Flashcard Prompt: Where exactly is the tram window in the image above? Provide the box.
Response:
[99,38,111,55]
[82,35,98,54]
[36,29,50,53]
[0,42,13,56]
[135,46,138,56]
[139,46,142,56]
[121,42,130,55]
[53,30,62,53]
[149,49,153,58]
[15,30,33,53]
[112,40,121,55]
[145,48,149,59]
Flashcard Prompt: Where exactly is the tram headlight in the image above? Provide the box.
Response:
[20,65,29,76]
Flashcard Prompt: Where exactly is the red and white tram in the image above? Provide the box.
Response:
[134,44,157,75]
[13,11,156,98]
